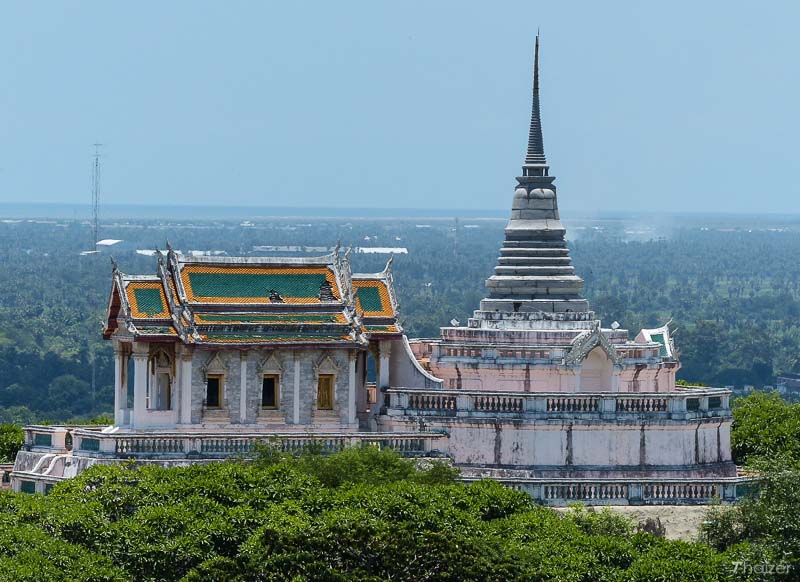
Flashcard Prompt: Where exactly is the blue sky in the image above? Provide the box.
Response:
[1,1,798,214]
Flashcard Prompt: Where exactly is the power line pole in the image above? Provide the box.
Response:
[91,143,103,247]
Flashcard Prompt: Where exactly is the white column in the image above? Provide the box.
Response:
[113,342,124,425]
[239,351,248,424]
[293,353,301,424]
[378,341,391,389]
[348,351,356,426]
[131,344,149,429]
[179,349,193,425]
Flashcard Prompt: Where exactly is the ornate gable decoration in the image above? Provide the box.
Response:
[565,326,622,367]
[201,352,229,379]
[258,352,284,375]
[313,354,340,375]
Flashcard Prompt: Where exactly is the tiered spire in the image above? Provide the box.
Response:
[474,35,592,322]
[525,34,546,166]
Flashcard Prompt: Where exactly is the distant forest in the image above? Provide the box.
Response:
[1,214,798,422]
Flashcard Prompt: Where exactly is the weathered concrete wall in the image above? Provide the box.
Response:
[379,416,736,478]
[389,337,443,389]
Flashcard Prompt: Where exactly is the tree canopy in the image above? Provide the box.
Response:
[0,446,773,582]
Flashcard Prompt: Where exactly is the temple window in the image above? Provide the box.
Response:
[317,374,334,410]
[261,374,279,409]
[206,375,224,409]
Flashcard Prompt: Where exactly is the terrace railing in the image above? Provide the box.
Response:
[462,476,754,506]
[54,429,446,459]
[384,387,731,421]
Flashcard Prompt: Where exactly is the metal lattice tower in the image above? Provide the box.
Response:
[91,143,102,247]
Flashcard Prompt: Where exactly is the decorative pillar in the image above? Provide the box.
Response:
[113,341,125,425]
[378,341,391,389]
[348,351,356,426]
[611,369,620,393]
[179,347,193,425]
[293,352,301,424]
[240,351,248,424]
[131,343,149,429]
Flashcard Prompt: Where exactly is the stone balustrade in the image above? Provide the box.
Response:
[384,387,731,420]
[464,476,753,506]
[24,425,73,452]
[45,429,447,459]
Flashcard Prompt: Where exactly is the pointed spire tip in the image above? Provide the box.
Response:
[524,32,547,167]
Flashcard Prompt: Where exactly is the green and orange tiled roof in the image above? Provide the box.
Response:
[106,252,403,346]
[352,279,394,317]
[194,312,348,325]
[179,265,341,304]
[125,281,171,319]
[198,333,356,345]
[352,278,402,336]
[363,324,399,333]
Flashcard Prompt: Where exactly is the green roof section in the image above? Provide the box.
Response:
[133,287,166,315]
[364,325,397,332]
[188,272,329,299]
[202,333,347,343]
[136,326,174,335]
[199,314,337,323]
[356,287,384,312]
[650,333,668,357]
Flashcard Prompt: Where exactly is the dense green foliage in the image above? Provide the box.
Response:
[3,215,800,420]
[730,391,800,466]
[0,446,772,581]
[0,423,23,462]
[700,391,800,576]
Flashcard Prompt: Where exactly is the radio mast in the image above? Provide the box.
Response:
[91,143,102,247]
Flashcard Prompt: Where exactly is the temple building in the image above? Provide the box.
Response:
[101,249,408,432]
[11,38,747,504]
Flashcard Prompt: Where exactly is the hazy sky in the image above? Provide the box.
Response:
[1,1,798,214]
